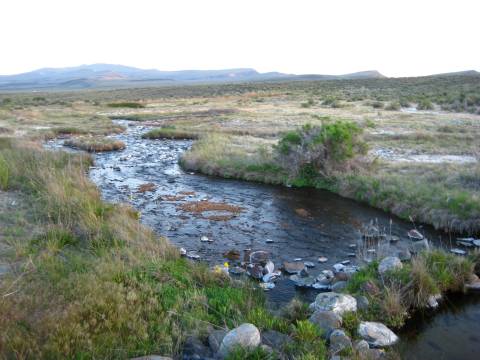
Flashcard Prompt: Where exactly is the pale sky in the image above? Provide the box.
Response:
[1,0,478,77]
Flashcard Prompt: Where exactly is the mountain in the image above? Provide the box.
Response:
[0,64,387,90]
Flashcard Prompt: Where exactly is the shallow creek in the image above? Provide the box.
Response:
[46,120,480,359]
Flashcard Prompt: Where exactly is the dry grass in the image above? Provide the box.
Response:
[64,136,126,152]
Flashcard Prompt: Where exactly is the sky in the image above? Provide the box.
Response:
[1,0,478,77]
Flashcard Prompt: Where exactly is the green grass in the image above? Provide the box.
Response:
[142,127,199,140]
[64,136,126,152]
[107,102,145,108]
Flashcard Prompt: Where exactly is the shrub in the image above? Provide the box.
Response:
[417,98,434,110]
[275,122,368,182]
[385,102,401,111]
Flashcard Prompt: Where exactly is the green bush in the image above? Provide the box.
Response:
[107,102,145,108]
[276,122,368,183]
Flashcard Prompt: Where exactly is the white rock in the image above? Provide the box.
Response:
[318,256,328,263]
[310,292,357,315]
[179,247,187,256]
[333,263,346,273]
[200,236,210,242]
[358,321,399,347]
[219,323,261,357]
[264,261,274,274]
[450,248,467,255]
[378,257,403,274]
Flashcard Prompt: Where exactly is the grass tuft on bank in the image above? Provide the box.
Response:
[64,136,126,152]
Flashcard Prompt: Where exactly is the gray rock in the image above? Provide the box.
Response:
[304,261,316,268]
[290,274,316,288]
[450,248,467,255]
[250,251,270,264]
[378,257,402,274]
[329,329,352,354]
[333,263,346,273]
[299,268,309,277]
[182,336,212,359]
[427,294,441,309]
[410,239,430,253]
[332,281,347,292]
[262,330,292,348]
[358,322,398,347]
[283,261,305,274]
[309,310,342,336]
[311,292,357,315]
[219,323,261,357]
[264,260,275,274]
[316,274,333,285]
[355,295,370,311]
[354,339,370,354]
[208,330,227,353]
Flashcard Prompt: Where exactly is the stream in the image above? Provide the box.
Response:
[46,120,480,359]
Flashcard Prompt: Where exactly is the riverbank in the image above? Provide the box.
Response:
[0,139,331,359]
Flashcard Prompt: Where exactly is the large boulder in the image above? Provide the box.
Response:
[358,322,398,347]
[218,323,261,357]
[378,257,402,274]
[309,310,342,336]
[311,292,357,315]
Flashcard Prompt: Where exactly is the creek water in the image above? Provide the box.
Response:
[46,120,480,359]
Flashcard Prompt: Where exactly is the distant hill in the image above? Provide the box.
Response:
[0,64,387,91]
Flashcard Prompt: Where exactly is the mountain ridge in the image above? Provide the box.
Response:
[0,64,478,91]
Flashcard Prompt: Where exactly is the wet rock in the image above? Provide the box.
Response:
[249,251,270,265]
[340,260,351,265]
[407,229,424,240]
[333,263,346,273]
[259,282,275,291]
[355,295,370,311]
[290,274,316,288]
[208,330,227,354]
[182,336,212,359]
[247,264,264,279]
[179,247,187,256]
[299,268,309,277]
[262,330,292,348]
[262,271,280,283]
[264,260,274,274]
[316,274,332,285]
[410,239,430,253]
[318,256,328,263]
[187,252,200,260]
[332,281,347,292]
[304,261,316,268]
[347,253,357,257]
[354,339,370,356]
[223,250,241,260]
[378,257,402,274]
[312,282,332,290]
[309,310,342,336]
[218,323,261,357]
[322,270,335,279]
[200,235,212,243]
[329,329,352,354]
[358,322,398,347]
[311,292,357,315]
[427,294,442,309]
[450,248,467,255]
[229,266,246,275]
[265,238,274,243]
[283,261,305,274]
